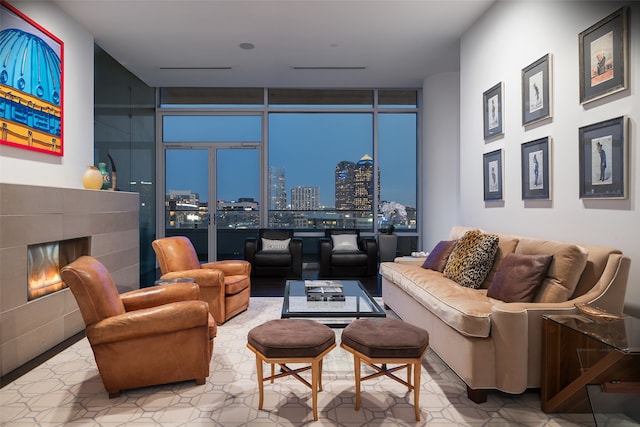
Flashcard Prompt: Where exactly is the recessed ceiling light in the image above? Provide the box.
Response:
[292,66,366,70]
[239,42,255,50]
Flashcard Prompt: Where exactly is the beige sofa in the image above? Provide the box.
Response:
[380,226,630,403]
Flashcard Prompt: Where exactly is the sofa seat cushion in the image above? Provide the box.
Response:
[380,263,493,338]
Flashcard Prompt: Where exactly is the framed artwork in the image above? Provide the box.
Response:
[521,137,550,200]
[579,7,628,105]
[522,54,552,126]
[579,116,627,199]
[483,82,503,140]
[483,149,503,201]
[0,1,64,156]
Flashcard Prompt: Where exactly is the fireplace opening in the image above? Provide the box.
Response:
[27,237,89,301]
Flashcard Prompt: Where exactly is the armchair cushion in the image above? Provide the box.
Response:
[331,234,359,252]
[261,237,291,252]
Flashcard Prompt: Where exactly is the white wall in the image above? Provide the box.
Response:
[0,1,94,188]
[422,72,461,250]
[458,1,640,314]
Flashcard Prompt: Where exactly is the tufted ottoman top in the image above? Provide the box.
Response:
[342,318,429,359]
[248,319,335,358]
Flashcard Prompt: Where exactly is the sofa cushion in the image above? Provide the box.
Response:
[480,234,519,289]
[487,253,553,302]
[443,230,499,289]
[514,238,588,303]
[380,262,493,338]
[422,240,457,272]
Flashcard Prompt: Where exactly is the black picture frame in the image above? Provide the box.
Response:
[579,7,629,105]
[483,82,503,140]
[522,54,551,126]
[579,116,627,199]
[521,137,550,200]
[483,149,503,201]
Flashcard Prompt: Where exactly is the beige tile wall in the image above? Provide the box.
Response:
[0,184,140,376]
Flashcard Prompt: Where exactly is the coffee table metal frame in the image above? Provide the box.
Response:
[281,280,386,327]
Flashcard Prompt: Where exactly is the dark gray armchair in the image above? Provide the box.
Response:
[244,229,303,278]
[319,229,378,278]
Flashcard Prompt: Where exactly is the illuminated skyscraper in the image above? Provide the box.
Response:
[335,161,355,210]
[268,166,287,210]
[354,154,379,213]
[291,186,319,210]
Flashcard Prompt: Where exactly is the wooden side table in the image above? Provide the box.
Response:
[541,314,640,416]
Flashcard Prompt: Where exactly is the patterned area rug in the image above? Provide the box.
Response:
[1,297,597,426]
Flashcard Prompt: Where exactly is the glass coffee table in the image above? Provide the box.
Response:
[281,280,386,327]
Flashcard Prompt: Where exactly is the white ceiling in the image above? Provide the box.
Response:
[51,0,495,88]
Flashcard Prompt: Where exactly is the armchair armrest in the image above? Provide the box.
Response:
[121,282,200,311]
[202,259,251,276]
[319,238,333,276]
[160,268,224,288]
[244,237,258,263]
[87,300,210,345]
[361,237,378,275]
[289,238,303,277]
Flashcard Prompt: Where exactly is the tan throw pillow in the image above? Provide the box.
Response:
[443,230,499,289]
[421,240,457,272]
[487,253,553,303]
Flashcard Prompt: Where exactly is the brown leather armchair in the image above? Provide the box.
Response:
[152,236,251,324]
[60,256,216,398]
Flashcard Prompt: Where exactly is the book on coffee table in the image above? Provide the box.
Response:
[304,280,345,301]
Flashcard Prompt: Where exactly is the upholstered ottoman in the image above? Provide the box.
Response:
[247,319,336,421]
[341,318,430,421]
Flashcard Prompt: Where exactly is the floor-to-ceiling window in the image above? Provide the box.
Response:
[157,88,419,262]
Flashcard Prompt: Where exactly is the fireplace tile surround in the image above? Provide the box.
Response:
[0,183,140,376]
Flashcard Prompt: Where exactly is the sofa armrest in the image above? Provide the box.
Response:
[120,282,200,311]
[361,237,378,275]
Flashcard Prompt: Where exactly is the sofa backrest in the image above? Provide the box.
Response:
[447,226,626,306]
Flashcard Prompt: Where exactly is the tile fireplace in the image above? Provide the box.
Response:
[0,183,139,377]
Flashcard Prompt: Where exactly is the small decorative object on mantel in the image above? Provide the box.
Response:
[575,302,626,321]
[98,162,110,190]
[107,153,118,191]
[82,166,103,190]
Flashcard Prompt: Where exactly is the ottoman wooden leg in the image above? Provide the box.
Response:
[256,356,264,410]
[413,360,421,421]
[353,354,362,410]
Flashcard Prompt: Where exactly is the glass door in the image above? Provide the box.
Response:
[164,148,210,261]
[214,148,260,260]
[164,146,260,261]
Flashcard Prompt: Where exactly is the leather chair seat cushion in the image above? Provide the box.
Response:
[224,275,251,295]
[342,318,429,359]
[254,252,293,267]
[331,252,368,266]
[248,319,335,358]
